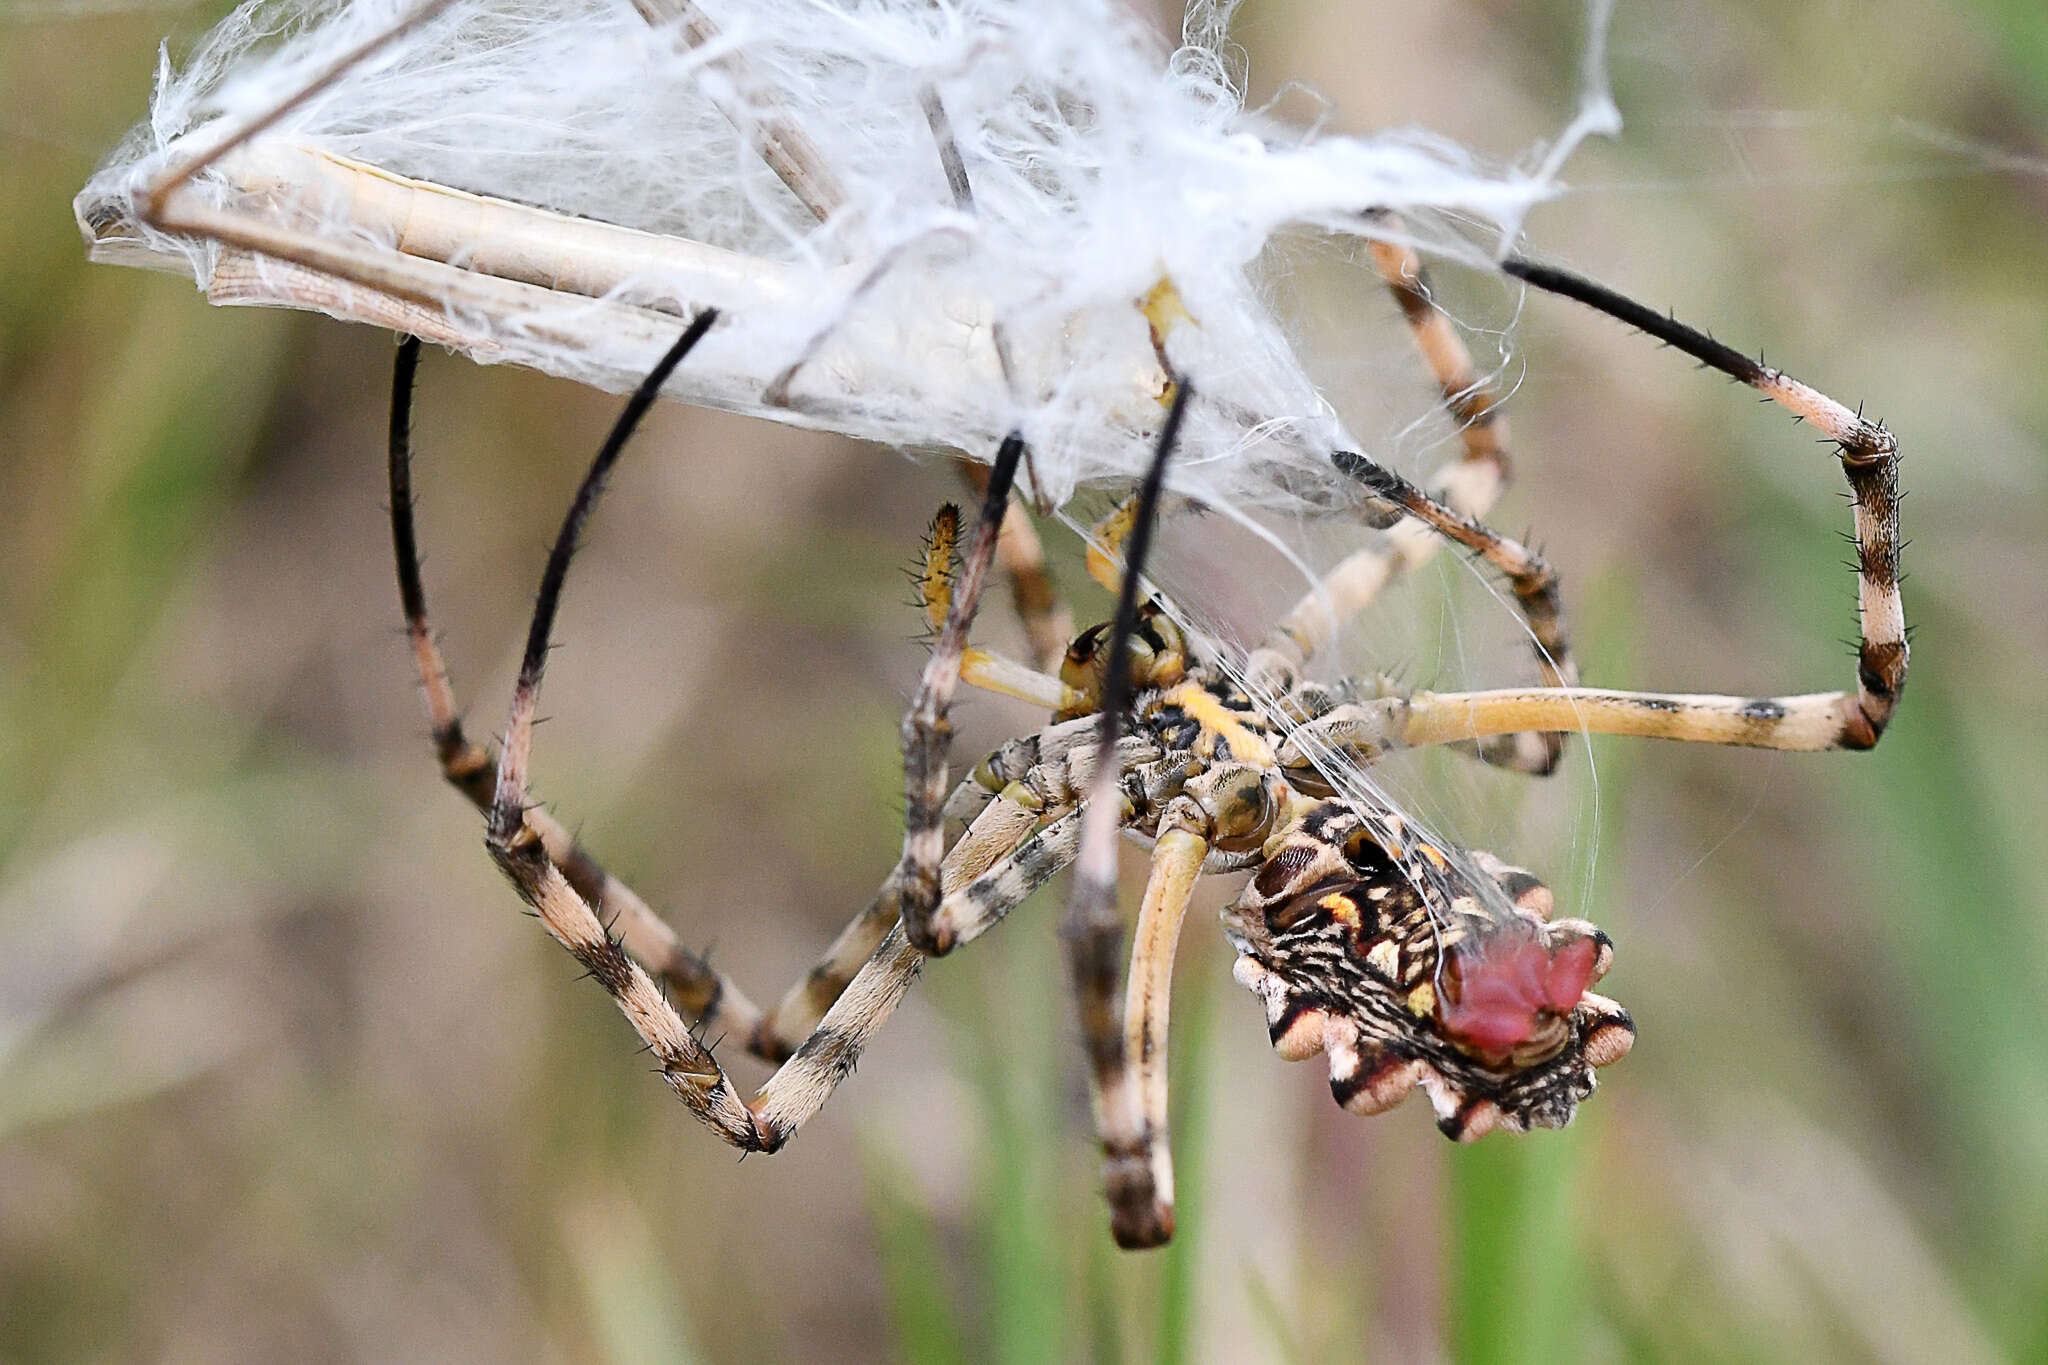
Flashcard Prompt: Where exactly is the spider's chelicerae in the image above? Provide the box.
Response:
[388,239,1904,1250]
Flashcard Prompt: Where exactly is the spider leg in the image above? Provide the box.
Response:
[388,330,777,1056]
[398,320,1045,1151]
[898,436,1026,954]
[1096,757,1277,1249]
[710,746,1168,1127]
[752,736,1123,1056]
[392,338,1001,1067]
[1246,221,1564,775]
[958,460,1073,673]
[1325,452,1577,773]
[1280,682,1889,765]
[940,714,1100,829]
[711,761,1087,1061]
[958,647,1082,713]
[1251,223,1511,679]
[747,785,1139,1140]
[1096,815,1207,1248]
[469,317,1058,1151]
[1062,381,1192,1248]
[765,771,1186,1107]
[1400,686,1885,753]
[479,312,780,1147]
[916,739,1177,950]
[1503,257,1905,744]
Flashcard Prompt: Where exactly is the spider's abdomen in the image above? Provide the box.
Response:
[1222,802,1634,1140]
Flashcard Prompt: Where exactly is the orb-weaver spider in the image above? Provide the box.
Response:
[387,237,1903,1248]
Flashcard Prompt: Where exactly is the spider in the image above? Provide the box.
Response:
[386,235,1904,1250]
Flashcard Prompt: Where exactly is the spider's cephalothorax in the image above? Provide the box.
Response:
[1224,803,1634,1140]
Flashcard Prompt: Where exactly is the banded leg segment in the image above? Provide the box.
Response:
[401,319,1041,1152]
[959,459,1073,673]
[757,703,1105,1056]
[763,788,1142,1109]
[482,312,775,1148]
[1247,221,1565,773]
[396,331,913,1065]
[471,316,1026,1151]
[1327,451,1576,772]
[900,435,1025,955]
[1254,223,1515,681]
[1279,685,1891,771]
[1503,257,1906,746]
[388,333,772,1054]
[1367,224,1511,474]
[1063,382,1192,1249]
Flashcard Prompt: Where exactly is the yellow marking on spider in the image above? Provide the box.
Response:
[1405,982,1436,1017]
[998,780,1044,814]
[1416,843,1449,872]
[1317,892,1362,931]
[922,504,960,634]
[962,647,1084,712]
[1161,683,1277,767]
[1085,497,1140,592]
[1138,275,1195,407]
[1140,276,1194,339]
[1366,939,1400,978]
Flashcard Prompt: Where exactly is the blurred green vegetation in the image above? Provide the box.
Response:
[4,1,2047,1361]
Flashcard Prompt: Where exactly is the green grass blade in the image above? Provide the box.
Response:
[1156,965,1216,1365]
[862,1148,974,1365]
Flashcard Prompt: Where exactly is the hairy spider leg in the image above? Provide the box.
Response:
[1318,452,1577,766]
[396,314,1045,1149]
[476,313,779,1146]
[899,434,1024,954]
[389,329,776,1056]
[959,458,1074,673]
[1500,257,1905,747]
[1061,380,1197,1249]
[1247,221,1566,776]
[1280,260,1905,765]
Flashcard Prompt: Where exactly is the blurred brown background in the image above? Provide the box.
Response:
[4,1,2046,1361]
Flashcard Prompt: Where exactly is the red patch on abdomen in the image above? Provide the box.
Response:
[1437,935,1598,1065]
